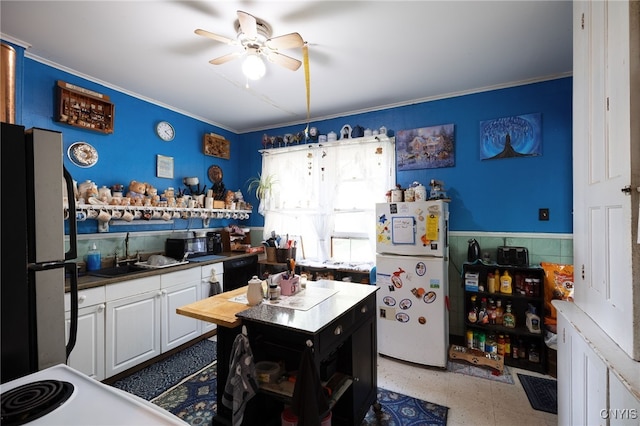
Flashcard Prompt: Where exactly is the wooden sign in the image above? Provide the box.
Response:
[203,133,230,159]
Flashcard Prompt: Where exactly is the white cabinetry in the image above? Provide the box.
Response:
[160,268,201,352]
[105,276,161,378]
[556,302,640,426]
[64,286,105,380]
[199,263,224,335]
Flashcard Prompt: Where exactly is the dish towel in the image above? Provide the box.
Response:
[222,333,258,426]
[291,346,330,426]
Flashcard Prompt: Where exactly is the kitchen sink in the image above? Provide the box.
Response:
[88,264,146,278]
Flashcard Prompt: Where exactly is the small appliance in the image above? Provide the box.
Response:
[467,239,481,262]
[165,232,222,260]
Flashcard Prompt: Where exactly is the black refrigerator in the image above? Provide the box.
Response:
[1,123,79,383]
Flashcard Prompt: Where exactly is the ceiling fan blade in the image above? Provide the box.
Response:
[209,52,243,65]
[266,51,302,71]
[195,28,235,45]
[237,10,257,40]
[266,32,304,50]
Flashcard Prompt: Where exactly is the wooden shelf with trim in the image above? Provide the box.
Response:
[259,371,353,410]
[56,81,114,134]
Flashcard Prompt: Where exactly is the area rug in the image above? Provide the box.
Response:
[110,339,217,400]
[151,362,449,426]
[447,360,514,385]
[361,388,448,426]
[517,373,557,414]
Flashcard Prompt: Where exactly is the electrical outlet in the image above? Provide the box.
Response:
[539,208,549,221]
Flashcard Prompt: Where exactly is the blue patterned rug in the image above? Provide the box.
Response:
[110,339,217,400]
[150,362,448,426]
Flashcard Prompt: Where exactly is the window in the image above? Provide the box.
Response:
[260,136,395,263]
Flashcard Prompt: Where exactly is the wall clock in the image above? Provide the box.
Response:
[156,121,175,141]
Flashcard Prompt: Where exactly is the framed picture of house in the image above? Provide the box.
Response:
[479,113,542,160]
[396,124,455,171]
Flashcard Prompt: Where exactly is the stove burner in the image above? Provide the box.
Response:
[1,379,74,426]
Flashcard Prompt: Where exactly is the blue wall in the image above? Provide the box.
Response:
[15,48,572,234]
[241,78,573,233]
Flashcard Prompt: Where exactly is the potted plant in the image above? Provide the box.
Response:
[246,173,278,215]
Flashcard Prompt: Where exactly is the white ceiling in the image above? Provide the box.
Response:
[0,1,573,134]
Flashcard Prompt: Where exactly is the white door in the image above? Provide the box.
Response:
[105,290,161,378]
[161,280,201,352]
[65,304,105,380]
[572,0,640,359]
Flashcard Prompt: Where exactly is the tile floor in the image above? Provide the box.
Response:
[376,354,558,425]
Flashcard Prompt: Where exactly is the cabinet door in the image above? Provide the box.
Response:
[161,280,201,352]
[200,264,223,334]
[609,372,640,425]
[350,317,377,422]
[105,290,161,378]
[559,313,608,426]
[65,304,105,380]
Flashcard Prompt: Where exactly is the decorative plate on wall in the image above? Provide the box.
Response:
[68,142,98,167]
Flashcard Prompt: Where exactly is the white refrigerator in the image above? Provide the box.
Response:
[375,200,449,367]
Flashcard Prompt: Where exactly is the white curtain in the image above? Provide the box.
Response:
[260,137,395,262]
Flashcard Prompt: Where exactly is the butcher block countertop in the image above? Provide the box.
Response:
[176,286,250,328]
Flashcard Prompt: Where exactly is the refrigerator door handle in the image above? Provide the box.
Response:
[63,167,78,260]
[64,262,78,359]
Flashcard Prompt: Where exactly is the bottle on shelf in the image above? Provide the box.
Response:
[478,332,486,352]
[497,334,505,356]
[518,339,527,359]
[503,302,516,328]
[495,299,504,325]
[486,333,497,354]
[478,297,489,324]
[528,343,540,363]
[504,335,511,358]
[500,270,513,294]
[525,304,542,334]
[488,298,497,325]
[466,330,474,349]
[487,272,497,293]
[512,340,519,359]
[467,295,478,323]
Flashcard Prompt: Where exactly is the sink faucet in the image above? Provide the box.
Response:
[114,233,140,267]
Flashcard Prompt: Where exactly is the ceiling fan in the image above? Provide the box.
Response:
[195,10,304,80]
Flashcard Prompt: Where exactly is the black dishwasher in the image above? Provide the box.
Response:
[223,255,258,291]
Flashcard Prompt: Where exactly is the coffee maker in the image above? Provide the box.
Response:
[207,232,223,254]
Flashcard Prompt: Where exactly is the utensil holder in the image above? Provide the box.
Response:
[279,275,299,296]
[266,247,277,262]
[275,247,296,263]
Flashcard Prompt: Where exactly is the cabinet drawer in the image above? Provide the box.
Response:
[318,297,374,354]
[65,286,105,311]
[106,276,160,301]
[161,268,200,288]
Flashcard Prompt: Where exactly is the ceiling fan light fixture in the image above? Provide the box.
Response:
[242,52,266,80]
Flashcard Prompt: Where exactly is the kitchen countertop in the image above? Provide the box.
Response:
[66,251,258,292]
[177,280,378,331]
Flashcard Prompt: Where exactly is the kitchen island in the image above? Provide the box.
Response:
[177,280,378,426]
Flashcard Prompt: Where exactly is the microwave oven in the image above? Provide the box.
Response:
[165,232,222,260]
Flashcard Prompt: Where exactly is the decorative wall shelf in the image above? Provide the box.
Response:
[56,80,115,134]
[71,203,251,231]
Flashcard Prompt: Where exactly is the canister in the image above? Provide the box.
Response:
[390,188,403,202]
[404,187,415,202]
[414,184,427,201]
